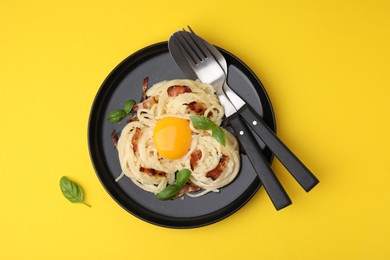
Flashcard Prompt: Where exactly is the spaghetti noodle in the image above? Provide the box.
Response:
[115,79,240,198]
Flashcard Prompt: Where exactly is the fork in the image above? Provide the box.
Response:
[187,27,319,193]
[169,30,292,210]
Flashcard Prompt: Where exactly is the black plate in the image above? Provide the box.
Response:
[88,42,276,228]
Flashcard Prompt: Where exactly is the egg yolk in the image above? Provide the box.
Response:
[153,117,192,160]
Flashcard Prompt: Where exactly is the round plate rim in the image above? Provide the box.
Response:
[88,41,276,228]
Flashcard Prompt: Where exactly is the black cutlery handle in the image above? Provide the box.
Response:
[238,104,319,192]
[229,113,292,210]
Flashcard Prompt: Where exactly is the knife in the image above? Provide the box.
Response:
[169,31,292,210]
[188,27,319,192]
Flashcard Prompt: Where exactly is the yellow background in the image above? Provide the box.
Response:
[1,0,389,259]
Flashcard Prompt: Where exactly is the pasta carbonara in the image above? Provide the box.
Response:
[115,79,240,198]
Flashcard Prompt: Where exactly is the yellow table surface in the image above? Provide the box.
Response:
[1,1,389,259]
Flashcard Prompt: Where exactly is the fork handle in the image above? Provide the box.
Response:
[228,113,292,210]
[238,104,319,192]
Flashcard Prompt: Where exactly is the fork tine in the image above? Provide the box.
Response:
[172,32,198,67]
[185,26,206,56]
[187,25,195,33]
[179,30,206,60]
[170,27,226,88]
[185,30,214,62]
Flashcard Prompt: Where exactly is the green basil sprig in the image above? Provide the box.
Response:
[108,109,127,123]
[60,176,91,207]
[190,115,226,146]
[124,100,135,114]
[156,169,192,200]
[175,168,192,187]
[155,184,181,200]
[107,99,136,123]
[211,126,226,146]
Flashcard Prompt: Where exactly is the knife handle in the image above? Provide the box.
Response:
[238,104,319,192]
[229,113,292,210]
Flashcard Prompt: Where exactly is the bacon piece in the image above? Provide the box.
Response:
[173,183,201,199]
[186,101,206,114]
[133,77,153,110]
[185,101,213,117]
[206,155,229,180]
[131,127,141,152]
[139,167,167,177]
[141,77,149,102]
[127,116,139,124]
[111,129,119,147]
[167,85,192,97]
[190,150,202,170]
[133,96,157,111]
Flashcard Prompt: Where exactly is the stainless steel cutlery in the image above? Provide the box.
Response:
[168,27,319,210]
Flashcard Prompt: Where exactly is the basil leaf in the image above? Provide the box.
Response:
[176,168,191,187]
[155,184,181,200]
[190,115,226,145]
[60,176,91,207]
[190,115,217,130]
[212,127,226,146]
[124,100,136,114]
[108,109,126,123]
[155,169,193,200]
